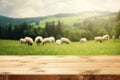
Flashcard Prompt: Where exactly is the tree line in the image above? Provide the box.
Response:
[0,21,63,40]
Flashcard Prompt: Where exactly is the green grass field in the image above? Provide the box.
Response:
[0,39,120,55]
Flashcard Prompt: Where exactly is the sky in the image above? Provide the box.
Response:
[0,0,120,18]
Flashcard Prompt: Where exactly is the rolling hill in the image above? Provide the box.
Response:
[0,11,117,27]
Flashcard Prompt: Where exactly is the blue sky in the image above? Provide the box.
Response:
[0,0,120,18]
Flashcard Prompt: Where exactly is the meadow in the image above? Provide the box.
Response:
[0,39,120,55]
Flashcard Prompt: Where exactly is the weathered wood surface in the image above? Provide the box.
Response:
[0,75,120,80]
[0,56,120,75]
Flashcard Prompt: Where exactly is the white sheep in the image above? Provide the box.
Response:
[56,39,61,45]
[41,38,51,45]
[25,37,33,46]
[94,36,103,43]
[49,36,55,43]
[102,34,110,41]
[35,36,43,46]
[20,38,26,45]
[61,37,71,44]
[80,38,87,43]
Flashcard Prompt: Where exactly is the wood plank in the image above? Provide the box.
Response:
[0,75,120,80]
[0,56,120,75]
[8,75,120,80]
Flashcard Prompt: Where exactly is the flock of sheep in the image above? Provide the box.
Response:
[94,34,110,43]
[80,34,110,43]
[20,36,71,46]
[20,34,110,46]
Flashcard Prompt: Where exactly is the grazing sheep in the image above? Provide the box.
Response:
[94,36,103,43]
[41,38,51,45]
[119,35,120,39]
[20,38,26,45]
[80,38,87,43]
[25,37,33,46]
[102,34,110,41]
[61,37,71,44]
[49,36,55,43]
[35,36,43,46]
[56,39,61,45]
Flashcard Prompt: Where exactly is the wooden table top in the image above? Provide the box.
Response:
[0,56,120,75]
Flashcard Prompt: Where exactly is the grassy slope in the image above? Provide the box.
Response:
[39,12,115,28]
[0,39,120,55]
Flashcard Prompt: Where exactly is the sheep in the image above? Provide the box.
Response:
[80,38,87,43]
[49,36,55,43]
[56,39,61,45]
[41,38,51,45]
[61,37,71,44]
[20,38,26,45]
[94,36,103,43]
[35,36,43,46]
[25,37,33,46]
[102,34,110,41]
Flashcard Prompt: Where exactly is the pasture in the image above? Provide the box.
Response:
[0,39,120,55]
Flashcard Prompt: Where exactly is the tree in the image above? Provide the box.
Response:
[44,22,52,37]
[44,21,63,39]
[114,10,120,38]
[116,10,120,21]
[51,21,56,37]
[114,21,120,38]
[7,24,13,39]
[97,28,108,36]
[56,20,63,39]
[79,30,92,40]
[0,25,2,39]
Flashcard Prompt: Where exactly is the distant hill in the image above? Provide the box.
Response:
[0,11,117,27]
[0,16,46,26]
[40,11,117,27]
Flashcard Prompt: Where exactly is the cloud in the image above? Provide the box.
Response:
[0,0,120,18]
[0,0,13,10]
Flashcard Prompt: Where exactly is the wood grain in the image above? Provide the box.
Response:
[0,56,120,75]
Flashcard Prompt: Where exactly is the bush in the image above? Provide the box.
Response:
[63,29,92,41]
